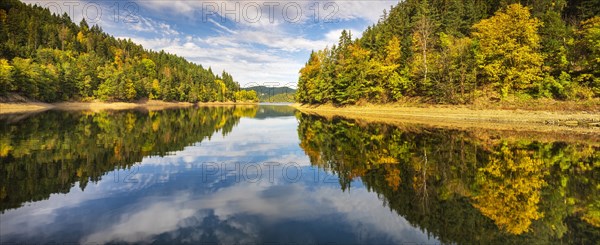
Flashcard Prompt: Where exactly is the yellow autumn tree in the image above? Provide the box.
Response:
[76,31,86,44]
[472,4,543,98]
[215,79,227,102]
[297,51,323,103]
[380,36,409,101]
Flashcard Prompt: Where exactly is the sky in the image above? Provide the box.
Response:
[26,0,398,87]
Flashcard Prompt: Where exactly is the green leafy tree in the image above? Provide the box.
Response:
[0,59,13,94]
[11,57,39,99]
[573,17,600,97]
[410,0,440,97]
[436,33,477,103]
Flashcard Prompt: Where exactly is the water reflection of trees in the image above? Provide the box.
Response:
[296,113,599,244]
[0,106,258,212]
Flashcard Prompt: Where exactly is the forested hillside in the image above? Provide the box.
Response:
[245,86,296,102]
[297,0,600,105]
[0,0,240,102]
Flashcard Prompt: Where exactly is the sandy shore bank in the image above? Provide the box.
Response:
[292,103,600,134]
[0,100,257,114]
[0,103,51,114]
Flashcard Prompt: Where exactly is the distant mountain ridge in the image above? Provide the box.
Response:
[244,86,296,102]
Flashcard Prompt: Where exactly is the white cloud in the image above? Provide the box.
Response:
[124,34,300,85]
[125,15,180,36]
[122,25,366,85]
[134,1,397,26]
[208,18,238,34]
[332,0,397,23]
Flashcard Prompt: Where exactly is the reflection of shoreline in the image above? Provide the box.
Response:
[292,103,600,135]
[0,106,257,212]
[296,113,600,243]
[301,113,600,145]
[0,100,260,114]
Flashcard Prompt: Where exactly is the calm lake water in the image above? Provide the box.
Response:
[1,105,598,244]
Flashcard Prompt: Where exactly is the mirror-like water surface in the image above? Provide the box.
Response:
[1,105,598,244]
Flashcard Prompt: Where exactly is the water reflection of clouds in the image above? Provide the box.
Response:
[124,116,312,189]
[2,172,437,244]
[145,116,307,164]
[79,183,435,244]
[0,112,438,244]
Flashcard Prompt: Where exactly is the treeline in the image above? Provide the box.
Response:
[245,86,296,102]
[297,0,600,105]
[234,90,259,102]
[0,0,240,102]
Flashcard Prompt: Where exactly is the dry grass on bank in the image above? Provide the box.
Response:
[55,100,196,111]
[292,102,600,135]
[0,100,261,114]
[0,103,51,114]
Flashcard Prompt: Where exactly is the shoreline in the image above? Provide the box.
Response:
[0,100,259,114]
[291,103,600,134]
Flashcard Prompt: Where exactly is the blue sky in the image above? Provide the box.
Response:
[26,0,398,87]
